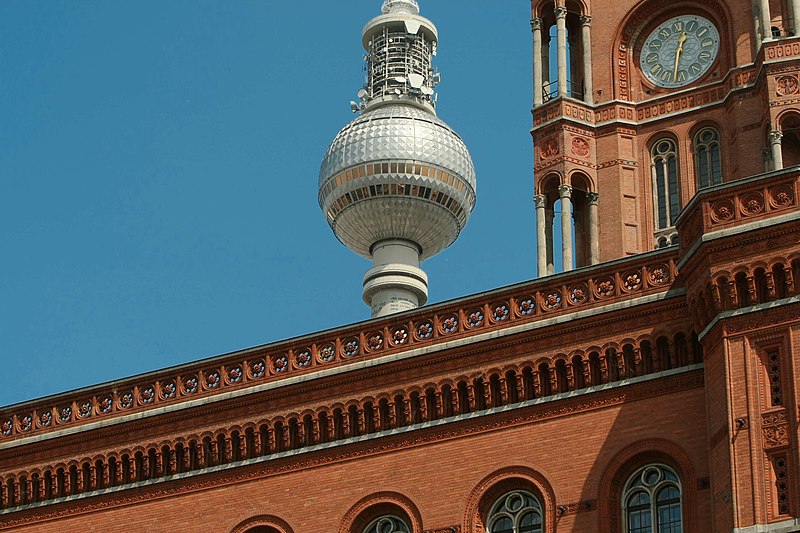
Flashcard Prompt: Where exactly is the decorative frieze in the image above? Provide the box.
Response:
[0,363,703,518]
[0,252,680,443]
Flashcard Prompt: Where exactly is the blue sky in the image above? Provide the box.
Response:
[1,1,537,406]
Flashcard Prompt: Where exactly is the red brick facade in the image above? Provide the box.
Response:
[1,1,799,531]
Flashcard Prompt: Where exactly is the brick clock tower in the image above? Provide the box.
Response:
[532,0,799,272]
[1,1,799,532]
[532,0,800,530]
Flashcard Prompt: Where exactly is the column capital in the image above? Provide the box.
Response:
[587,191,599,204]
[580,14,592,26]
[531,17,542,31]
[534,194,547,208]
[769,130,784,143]
[555,6,568,19]
[558,184,573,198]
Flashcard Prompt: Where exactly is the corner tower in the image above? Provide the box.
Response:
[530,0,788,276]
[319,0,476,317]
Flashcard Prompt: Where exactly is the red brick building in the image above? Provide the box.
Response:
[1,0,799,531]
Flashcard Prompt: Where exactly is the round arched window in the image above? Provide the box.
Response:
[622,463,682,533]
[486,490,543,533]
[362,515,410,533]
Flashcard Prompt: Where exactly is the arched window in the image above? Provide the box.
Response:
[694,128,722,188]
[486,490,544,533]
[651,139,680,231]
[363,515,410,533]
[622,464,682,533]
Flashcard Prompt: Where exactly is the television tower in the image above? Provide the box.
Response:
[318,0,477,317]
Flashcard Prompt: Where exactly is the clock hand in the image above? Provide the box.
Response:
[673,31,687,81]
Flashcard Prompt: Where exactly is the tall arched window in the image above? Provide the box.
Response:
[694,128,722,188]
[363,515,410,533]
[651,139,680,231]
[486,490,543,533]
[622,464,683,533]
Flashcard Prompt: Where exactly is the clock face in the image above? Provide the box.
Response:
[639,15,720,89]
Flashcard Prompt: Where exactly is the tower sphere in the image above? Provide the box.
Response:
[319,104,476,261]
[318,0,476,317]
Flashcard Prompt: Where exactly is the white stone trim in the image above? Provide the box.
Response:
[698,295,800,340]
[732,518,800,532]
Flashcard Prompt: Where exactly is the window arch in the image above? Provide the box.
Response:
[651,138,680,231]
[362,515,410,533]
[694,128,722,188]
[622,464,682,533]
[486,490,544,533]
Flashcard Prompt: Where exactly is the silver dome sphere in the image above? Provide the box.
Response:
[319,104,476,261]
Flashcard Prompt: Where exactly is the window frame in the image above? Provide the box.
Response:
[693,127,722,189]
[362,515,411,533]
[621,463,683,533]
[650,138,681,232]
[485,489,544,533]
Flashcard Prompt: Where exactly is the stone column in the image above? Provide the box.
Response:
[770,130,784,169]
[752,0,763,45]
[532,18,544,106]
[555,6,568,97]
[792,0,800,34]
[534,194,548,277]
[542,33,551,97]
[559,184,574,271]
[587,192,600,264]
[580,15,593,104]
[760,0,772,39]
[545,207,555,274]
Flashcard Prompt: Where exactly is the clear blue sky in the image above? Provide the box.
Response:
[1,1,537,406]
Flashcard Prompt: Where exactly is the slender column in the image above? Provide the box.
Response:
[763,147,774,172]
[296,419,306,447]
[387,401,397,428]
[791,0,800,34]
[545,208,555,274]
[155,450,164,475]
[753,0,763,44]
[555,6,568,97]
[580,16,593,104]
[770,130,784,169]
[342,410,352,437]
[451,386,461,415]
[760,0,772,40]
[559,184,574,271]
[312,417,321,444]
[534,194,548,277]
[0,479,8,508]
[532,18,544,106]
[587,192,599,264]
[373,403,382,431]
[542,34,551,97]
[181,446,190,472]
[195,442,205,468]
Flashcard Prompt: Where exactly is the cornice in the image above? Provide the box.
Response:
[1,251,681,447]
[1,289,687,454]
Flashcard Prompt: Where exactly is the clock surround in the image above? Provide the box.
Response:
[639,14,720,89]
